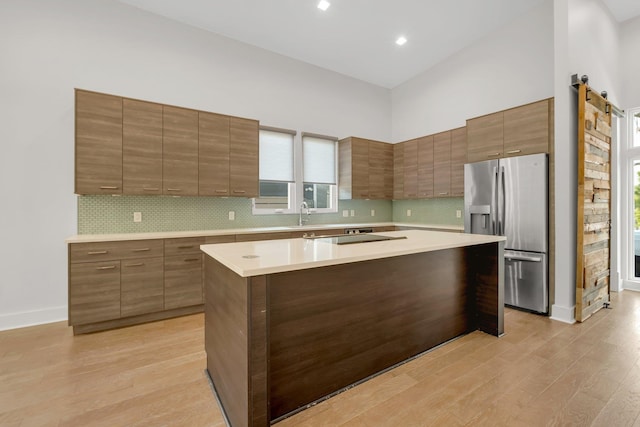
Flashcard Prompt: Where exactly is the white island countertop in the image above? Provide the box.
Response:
[200,229,505,277]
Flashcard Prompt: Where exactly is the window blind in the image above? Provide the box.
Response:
[259,130,294,182]
[303,135,336,184]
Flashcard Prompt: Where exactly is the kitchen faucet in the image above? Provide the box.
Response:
[299,201,310,227]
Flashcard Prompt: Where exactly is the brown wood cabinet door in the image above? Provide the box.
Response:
[164,254,203,309]
[163,106,198,196]
[417,135,434,198]
[393,143,404,200]
[368,141,387,199]
[503,99,549,157]
[450,127,467,197]
[351,138,369,199]
[229,117,259,197]
[69,261,121,325]
[403,139,418,199]
[199,112,230,196]
[122,99,163,195]
[466,111,503,163]
[433,131,451,197]
[121,257,164,317]
[75,90,123,194]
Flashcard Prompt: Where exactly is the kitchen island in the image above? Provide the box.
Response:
[201,230,505,426]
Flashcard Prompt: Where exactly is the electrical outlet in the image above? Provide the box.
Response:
[133,212,142,223]
[456,209,462,218]
[342,210,349,217]
[371,209,375,217]
[407,209,412,217]
[228,211,235,221]
[350,210,355,217]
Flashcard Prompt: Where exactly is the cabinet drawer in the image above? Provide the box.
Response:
[205,235,236,244]
[70,239,163,263]
[164,254,203,309]
[164,237,205,256]
[236,232,292,242]
[69,261,121,325]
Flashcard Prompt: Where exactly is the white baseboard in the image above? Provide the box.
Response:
[623,280,640,292]
[549,303,576,324]
[0,306,68,332]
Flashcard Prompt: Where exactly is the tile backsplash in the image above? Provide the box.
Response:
[77,196,463,234]
[78,196,393,234]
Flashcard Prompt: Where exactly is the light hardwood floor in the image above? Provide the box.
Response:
[1,291,639,426]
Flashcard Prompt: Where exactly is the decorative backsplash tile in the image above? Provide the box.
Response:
[77,196,394,234]
[392,198,464,226]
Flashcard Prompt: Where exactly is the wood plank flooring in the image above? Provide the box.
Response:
[1,291,639,426]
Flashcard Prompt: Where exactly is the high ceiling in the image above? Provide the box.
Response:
[117,0,640,89]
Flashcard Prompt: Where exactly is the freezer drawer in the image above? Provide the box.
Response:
[504,250,548,314]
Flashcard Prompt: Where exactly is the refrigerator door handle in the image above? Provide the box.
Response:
[500,166,506,235]
[491,166,498,234]
[505,254,542,262]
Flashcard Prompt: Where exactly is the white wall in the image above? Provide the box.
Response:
[0,0,391,330]
[391,0,554,142]
[621,15,640,109]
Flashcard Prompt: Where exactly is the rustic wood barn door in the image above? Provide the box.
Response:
[575,80,614,322]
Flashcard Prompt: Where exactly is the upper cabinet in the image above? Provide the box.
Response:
[199,112,230,196]
[417,135,434,198]
[229,117,259,197]
[74,89,259,197]
[122,99,163,195]
[433,131,451,197]
[338,137,393,200]
[467,98,552,163]
[162,106,199,196]
[402,139,418,199]
[75,90,123,195]
[393,143,404,200]
[450,127,466,197]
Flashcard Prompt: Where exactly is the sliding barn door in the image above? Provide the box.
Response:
[575,81,613,322]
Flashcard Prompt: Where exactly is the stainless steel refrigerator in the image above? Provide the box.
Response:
[464,153,548,314]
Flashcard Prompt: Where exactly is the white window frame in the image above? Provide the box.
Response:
[252,128,338,215]
[621,108,640,291]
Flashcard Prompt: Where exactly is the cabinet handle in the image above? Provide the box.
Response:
[178,245,194,249]
[439,192,449,195]
[132,248,150,252]
[232,190,246,194]
[506,149,522,154]
[184,258,200,262]
[487,153,501,158]
[96,265,117,270]
[167,188,182,192]
[143,187,159,191]
[215,190,228,193]
[125,262,144,267]
[88,251,108,255]
[99,186,119,190]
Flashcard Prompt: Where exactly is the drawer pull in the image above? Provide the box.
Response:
[96,265,117,270]
[178,245,194,249]
[232,190,246,194]
[439,192,449,196]
[88,251,108,255]
[143,187,159,191]
[132,248,151,252]
[167,188,182,192]
[99,186,119,190]
[487,152,501,158]
[125,262,144,267]
[215,190,228,193]
[184,258,200,262]
[506,149,522,154]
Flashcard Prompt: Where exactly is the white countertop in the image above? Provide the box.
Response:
[65,222,463,243]
[200,229,504,277]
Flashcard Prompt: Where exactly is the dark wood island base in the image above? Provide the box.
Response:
[203,238,504,426]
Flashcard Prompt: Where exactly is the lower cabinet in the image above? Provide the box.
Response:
[164,254,203,310]
[121,257,164,317]
[69,260,121,325]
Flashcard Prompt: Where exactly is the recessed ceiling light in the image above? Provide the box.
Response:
[317,0,330,11]
[396,36,407,46]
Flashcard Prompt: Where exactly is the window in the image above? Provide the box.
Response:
[253,128,338,215]
[303,133,337,212]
